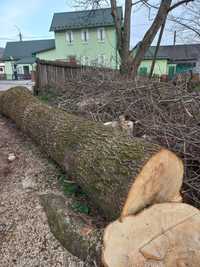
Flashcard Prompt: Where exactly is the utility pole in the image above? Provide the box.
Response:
[14,25,23,41]
[149,18,167,79]
[173,31,177,46]
[19,32,22,41]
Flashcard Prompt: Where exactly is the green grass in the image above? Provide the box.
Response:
[58,172,90,215]
[37,88,59,103]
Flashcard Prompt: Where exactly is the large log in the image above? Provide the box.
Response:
[0,87,183,220]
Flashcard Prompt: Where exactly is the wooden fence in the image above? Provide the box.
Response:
[35,59,118,92]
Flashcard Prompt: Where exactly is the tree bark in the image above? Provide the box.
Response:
[0,87,182,220]
[39,193,102,265]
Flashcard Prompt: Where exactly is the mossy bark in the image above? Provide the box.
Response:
[39,193,102,265]
[0,87,161,220]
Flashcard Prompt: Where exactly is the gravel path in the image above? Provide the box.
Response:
[0,80,34,91]
[0,115,83,267]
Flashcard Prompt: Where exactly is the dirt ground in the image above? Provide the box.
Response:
[0,114,83,267]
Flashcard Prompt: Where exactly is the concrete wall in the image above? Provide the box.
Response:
[36,26,118,69]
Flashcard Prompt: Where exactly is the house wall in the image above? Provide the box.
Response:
[4,61,13,80]
[36,48,57,61]
[4,61,35,79]
[16,64,34,74]
[37,26,118,69]
[139,59,168,76]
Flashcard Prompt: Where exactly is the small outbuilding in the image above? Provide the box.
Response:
[138,44,200,79]
[2,39,55,80]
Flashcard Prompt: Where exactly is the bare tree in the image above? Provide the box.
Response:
[169,0,200,43]
[74,0,194,78]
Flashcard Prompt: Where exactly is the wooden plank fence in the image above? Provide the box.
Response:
[35,59,118,93]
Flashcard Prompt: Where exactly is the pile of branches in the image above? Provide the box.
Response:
[40,78,200,208]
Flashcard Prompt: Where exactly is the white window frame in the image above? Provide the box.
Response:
[66,31,74,44]
[81,55,89,66]
[81,29,89,43]
[98,54,106,66]
[97,27,105,42]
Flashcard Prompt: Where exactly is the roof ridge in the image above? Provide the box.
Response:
[6,39,54,45]
[150,44,200,48]
[53,6,122,15]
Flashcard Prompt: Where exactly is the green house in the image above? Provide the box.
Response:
[138,44,200,78]
[2,39,55,80]
[36,7,122,69]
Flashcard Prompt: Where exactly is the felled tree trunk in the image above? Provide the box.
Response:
[0,87,183,220]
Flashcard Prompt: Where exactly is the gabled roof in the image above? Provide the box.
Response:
[16,57,36,65]
[0,48,4,59]
[50,7,123,31]
[144,44,200,62]
[2,39,55,61]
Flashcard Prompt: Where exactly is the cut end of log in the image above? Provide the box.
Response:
[102,203,200,267]
[121,149,184,219]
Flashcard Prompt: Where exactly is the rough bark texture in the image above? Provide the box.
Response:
[39,193,102,265]
[0,87,165,220]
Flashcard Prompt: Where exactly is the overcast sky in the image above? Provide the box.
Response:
[0,0,183,48]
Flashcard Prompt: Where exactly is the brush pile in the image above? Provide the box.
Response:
[40,78,200,208]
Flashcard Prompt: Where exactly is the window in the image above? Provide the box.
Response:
[81,29,89,42]
[23,66,30,75]
[81,56,89,66]
[98,54,106,66]
[66,31,73,44]
[139,67,148,76]
[97,28,105,41]
[0,67,4,73]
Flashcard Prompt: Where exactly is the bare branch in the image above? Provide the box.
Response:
[169,0,194,12]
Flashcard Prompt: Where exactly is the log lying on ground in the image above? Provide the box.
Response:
[103,203,200,267]
[39,193,102,265]
[0,87,183,220]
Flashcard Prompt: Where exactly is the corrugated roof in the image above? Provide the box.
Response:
[50,7,123,31]
[2,39,55,61]
[144,44,200,61]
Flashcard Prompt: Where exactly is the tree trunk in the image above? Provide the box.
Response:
[0,87,183,220]
[119,55,132,75]
[39,193,102,265]
[131,0,172,78]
